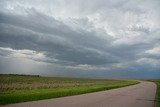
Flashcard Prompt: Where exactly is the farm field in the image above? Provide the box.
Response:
[0,74,139,105]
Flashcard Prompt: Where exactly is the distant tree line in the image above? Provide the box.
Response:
[0,74,40,77]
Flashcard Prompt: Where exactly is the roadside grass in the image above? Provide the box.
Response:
[0,74,139,105]
[150,80,160,107]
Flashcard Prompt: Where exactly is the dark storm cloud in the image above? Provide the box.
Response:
[0,9,118,66]
[0,0,160,78]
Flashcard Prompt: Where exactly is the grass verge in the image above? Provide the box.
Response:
[150,80,160,107]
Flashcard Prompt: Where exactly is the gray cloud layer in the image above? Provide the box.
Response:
[0,0,160,78]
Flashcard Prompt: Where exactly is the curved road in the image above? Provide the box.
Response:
[3,81,156,107]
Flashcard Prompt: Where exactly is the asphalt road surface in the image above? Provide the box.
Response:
[3,81,156,107]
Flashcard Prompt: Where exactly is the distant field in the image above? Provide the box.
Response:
[151,80,160,107]
[0,74,139,105]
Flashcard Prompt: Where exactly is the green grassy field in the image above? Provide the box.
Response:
[151,80,160,107]
[0,74,139,105]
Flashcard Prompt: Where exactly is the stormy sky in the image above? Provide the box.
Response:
[0,0,160,79]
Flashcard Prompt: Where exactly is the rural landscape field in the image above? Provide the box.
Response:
[0,74,139,105]
[0,0,160,107]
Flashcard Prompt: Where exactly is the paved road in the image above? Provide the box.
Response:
[3,81,156,107]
